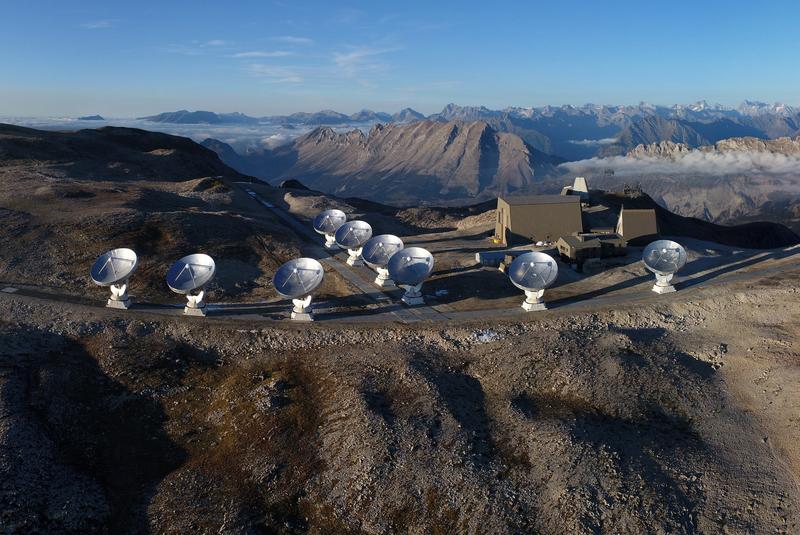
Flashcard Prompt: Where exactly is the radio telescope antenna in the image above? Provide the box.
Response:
[642,239,687,294]
[90,248,138,309]
[334,220,373,266]
[507,251,558,311]
[166,253,216,316]
[273,257,324,321]
[387,247,434,306]
[361,234,404,287]
[313,209,347,249]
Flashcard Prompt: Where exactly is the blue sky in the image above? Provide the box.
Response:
[1,0,799,117]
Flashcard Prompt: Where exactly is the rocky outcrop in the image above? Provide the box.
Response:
[628,135,800,158]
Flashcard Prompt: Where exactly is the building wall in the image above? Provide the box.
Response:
[508,202,583,244]
[617,208,658,245]
[494,198,512,243]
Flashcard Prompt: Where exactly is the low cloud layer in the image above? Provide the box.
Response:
[568,138,617,146]
[561,150,800,176]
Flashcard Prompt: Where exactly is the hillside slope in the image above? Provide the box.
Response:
[0,124,310,302]
[205,121,562,206]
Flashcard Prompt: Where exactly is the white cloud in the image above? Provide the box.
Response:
[333,46,398,77]
[560,151,800,177]
[207,39,227,46]
[247,64,303,83]
[273,35,314,45]
[232,51,291,58]
[81,20,113,29]
[569,138,618,146]
[261,133,292,149]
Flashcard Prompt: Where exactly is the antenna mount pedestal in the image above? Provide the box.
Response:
[324,234,337,249]
[374,267,395,288]
[521,289,547,311]
[346,247,364,266]
[400,283,424,306]
[184,290,207,316]
[290,295,314,321]
[107,282,132,309]
[652,273,676,294]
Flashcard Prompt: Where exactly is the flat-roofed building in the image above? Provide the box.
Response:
[495,195,583,246]
[557,232,627,265]
[616,207,659,245]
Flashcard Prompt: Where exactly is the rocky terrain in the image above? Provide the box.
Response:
[628,135,800,158]
[204,121,562,205]
[0,124,320,303]
[1,254,799,533]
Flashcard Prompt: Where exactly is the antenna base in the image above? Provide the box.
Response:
[522,289,547,311]
[290,311,314,321]
[400,283,424,306]
[106,297,132,310]
[107,282,130,308]
[324,234,338,249]
[652,273,676,294]
[184,291,207,316]
[652,283,676,294]
[521,301,547,311]
[291,296,314,321]
[346,247,364,266]
[374,267,395,288]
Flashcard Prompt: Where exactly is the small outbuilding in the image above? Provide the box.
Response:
[557,232,627,265]
[616,207,659,245]
[495,195,584,246]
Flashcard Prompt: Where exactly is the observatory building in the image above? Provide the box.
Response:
[494,195,583,246]
[616,207,659,245]
[560,176,590,201]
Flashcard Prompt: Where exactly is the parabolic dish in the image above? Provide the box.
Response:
[508,251,558,291]
[362,234,404,268]
[166,253,216,294]
[90,248,138,286]
[313,209,347,235]
[335,220,373,249]
[642,240,687,275]
[273,257,324,299]
[387,247,434,286]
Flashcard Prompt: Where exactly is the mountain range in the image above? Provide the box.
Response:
[142,100,800,161]
[140,108,425,126]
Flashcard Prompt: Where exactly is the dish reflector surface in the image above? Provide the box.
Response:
[166,253,216,294]
[362,235,404,268]
[642,240,687,275]
[273,258,324,298]
[90,248,138,286]
[335,220,373,249]
[313,209,347,235]
[387,247,434,286]
[508,251,558,291]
